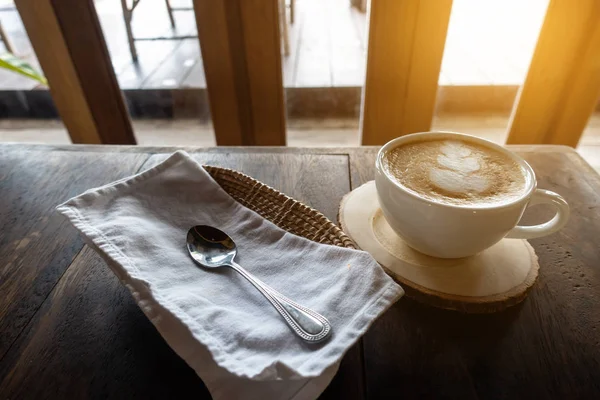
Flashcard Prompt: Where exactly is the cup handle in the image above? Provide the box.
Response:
[506,189,570,239]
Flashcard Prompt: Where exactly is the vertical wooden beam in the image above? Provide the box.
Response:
[507,0,600,147]
[193,0,286,146]
[360,0,452,145]
[15,0,135,144]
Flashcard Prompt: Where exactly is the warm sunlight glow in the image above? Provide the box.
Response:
[440,0,549,85]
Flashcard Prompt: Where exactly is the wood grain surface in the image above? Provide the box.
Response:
[0,149,147,360]
[0,143,580,155]
[0,246,210,398]
[1,144,599,399]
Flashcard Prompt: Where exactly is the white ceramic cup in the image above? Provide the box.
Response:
[375,131,570,258]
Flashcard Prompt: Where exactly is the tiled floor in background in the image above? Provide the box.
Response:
[0,0,548,90]
[1,113,599,172]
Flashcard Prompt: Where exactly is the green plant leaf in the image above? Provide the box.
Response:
[0,53,47,86]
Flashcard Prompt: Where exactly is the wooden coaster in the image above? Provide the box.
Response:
[339,181,539,313]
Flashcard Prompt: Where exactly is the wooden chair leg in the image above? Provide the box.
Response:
[290,0,295,24]
[165,0,176,28]
[120,0,138,62]
[0,22,15,53]
[279,0,290,56]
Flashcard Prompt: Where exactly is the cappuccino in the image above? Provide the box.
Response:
[382,138,527,206]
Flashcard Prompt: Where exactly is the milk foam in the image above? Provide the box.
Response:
[382,138,526,206]
[430,141,488,194]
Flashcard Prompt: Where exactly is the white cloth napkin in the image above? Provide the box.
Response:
[56,151,403,399]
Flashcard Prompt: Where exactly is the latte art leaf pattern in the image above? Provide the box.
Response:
[382,138,527,206]
[430,141,489,194]
[437,142,481,173]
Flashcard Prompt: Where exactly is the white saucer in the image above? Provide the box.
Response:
[339,181,539,313]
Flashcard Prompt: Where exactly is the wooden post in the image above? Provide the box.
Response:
[360,0,452,145]
[193,0,286,146]
[507,0,600,147]
[15,0,136,144]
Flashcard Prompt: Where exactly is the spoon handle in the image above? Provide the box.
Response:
[229,261,331,343]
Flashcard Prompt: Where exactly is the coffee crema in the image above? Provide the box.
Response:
[382,138,527,206]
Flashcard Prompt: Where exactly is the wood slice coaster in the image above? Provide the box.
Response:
[339,181,539,313]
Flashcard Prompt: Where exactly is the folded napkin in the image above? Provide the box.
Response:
[56,151,403,399]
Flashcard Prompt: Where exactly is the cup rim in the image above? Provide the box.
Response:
[375,131,537,210]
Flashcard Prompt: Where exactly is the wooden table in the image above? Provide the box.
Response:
[1,144,599,399]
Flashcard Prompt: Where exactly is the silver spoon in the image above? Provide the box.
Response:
[186,225,332,343]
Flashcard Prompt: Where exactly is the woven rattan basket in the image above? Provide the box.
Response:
[204,165,356,249]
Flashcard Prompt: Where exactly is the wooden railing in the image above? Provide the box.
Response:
[14,0,600,147]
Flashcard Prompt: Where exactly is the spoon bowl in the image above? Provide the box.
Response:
[187,225,237,267]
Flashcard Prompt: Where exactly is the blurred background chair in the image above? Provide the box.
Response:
[121,0,195,62]
[0,20,14,52]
